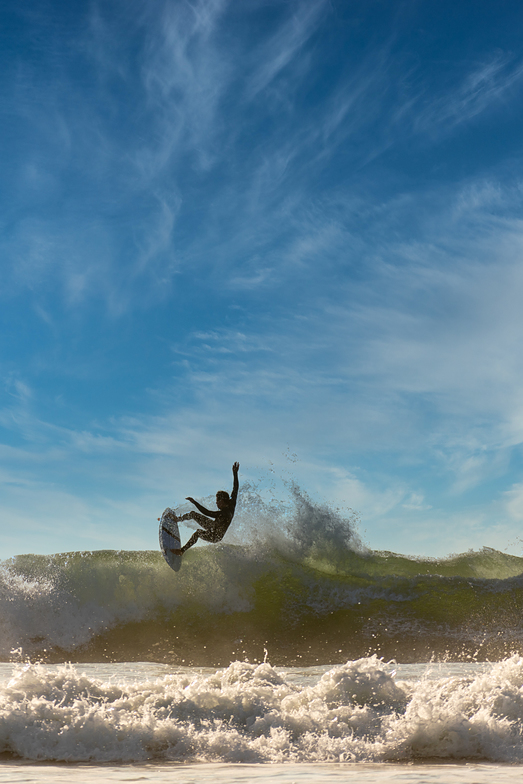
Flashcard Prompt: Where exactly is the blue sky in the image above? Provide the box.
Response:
[2,0,523,558]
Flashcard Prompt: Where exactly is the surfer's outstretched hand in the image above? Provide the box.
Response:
[186,496,195,503]
[233,462,239,473]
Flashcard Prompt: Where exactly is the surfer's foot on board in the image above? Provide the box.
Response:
[170,548,183,556]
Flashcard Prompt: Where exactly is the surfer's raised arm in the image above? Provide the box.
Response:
[231,461,239,502]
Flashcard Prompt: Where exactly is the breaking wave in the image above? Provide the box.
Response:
[1,485,523,665]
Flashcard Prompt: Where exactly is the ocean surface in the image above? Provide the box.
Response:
[2,487,523,782]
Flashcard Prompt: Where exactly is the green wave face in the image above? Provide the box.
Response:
[2,541,523,666]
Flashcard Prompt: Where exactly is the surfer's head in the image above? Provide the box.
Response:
[216,490,230,509]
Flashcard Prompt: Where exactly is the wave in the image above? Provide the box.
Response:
[2,485,523,665]
[2,484,523,664]
[2,656,523,762]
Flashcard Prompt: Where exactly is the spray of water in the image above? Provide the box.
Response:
[228,480,365,566]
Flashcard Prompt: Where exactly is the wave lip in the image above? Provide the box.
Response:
[2,656,523,763]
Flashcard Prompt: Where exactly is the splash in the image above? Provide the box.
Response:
[229,480,364,563]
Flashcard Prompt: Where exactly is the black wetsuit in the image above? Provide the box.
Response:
[178,471,239,553]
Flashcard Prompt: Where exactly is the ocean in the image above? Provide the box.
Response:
[2,488,523,782]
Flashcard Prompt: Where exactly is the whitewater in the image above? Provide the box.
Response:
[2,485,523,782]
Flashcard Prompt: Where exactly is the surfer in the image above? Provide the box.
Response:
[170,462,240,555]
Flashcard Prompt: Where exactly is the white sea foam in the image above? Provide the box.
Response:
[1,657,523,763]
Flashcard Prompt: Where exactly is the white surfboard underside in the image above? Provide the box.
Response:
[159,508,182,572]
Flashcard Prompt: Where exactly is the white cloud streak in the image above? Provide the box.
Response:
[412,54,523,137]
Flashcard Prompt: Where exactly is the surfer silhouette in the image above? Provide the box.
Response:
[169,462,240,555]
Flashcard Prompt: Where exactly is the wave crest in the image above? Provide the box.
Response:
[2,487,523,665]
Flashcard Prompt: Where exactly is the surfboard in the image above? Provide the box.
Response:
[159,508,182,572]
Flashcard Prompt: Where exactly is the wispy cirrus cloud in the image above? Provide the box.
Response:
[137,0,232,174]
[244,0,327,99]
[159,171,523,481]
[411,53,523,137]
[7,0,523,317]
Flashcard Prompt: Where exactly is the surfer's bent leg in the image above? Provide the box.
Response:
[180,530,201,553]
[179,525,225,554]
[177,511,215,530]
